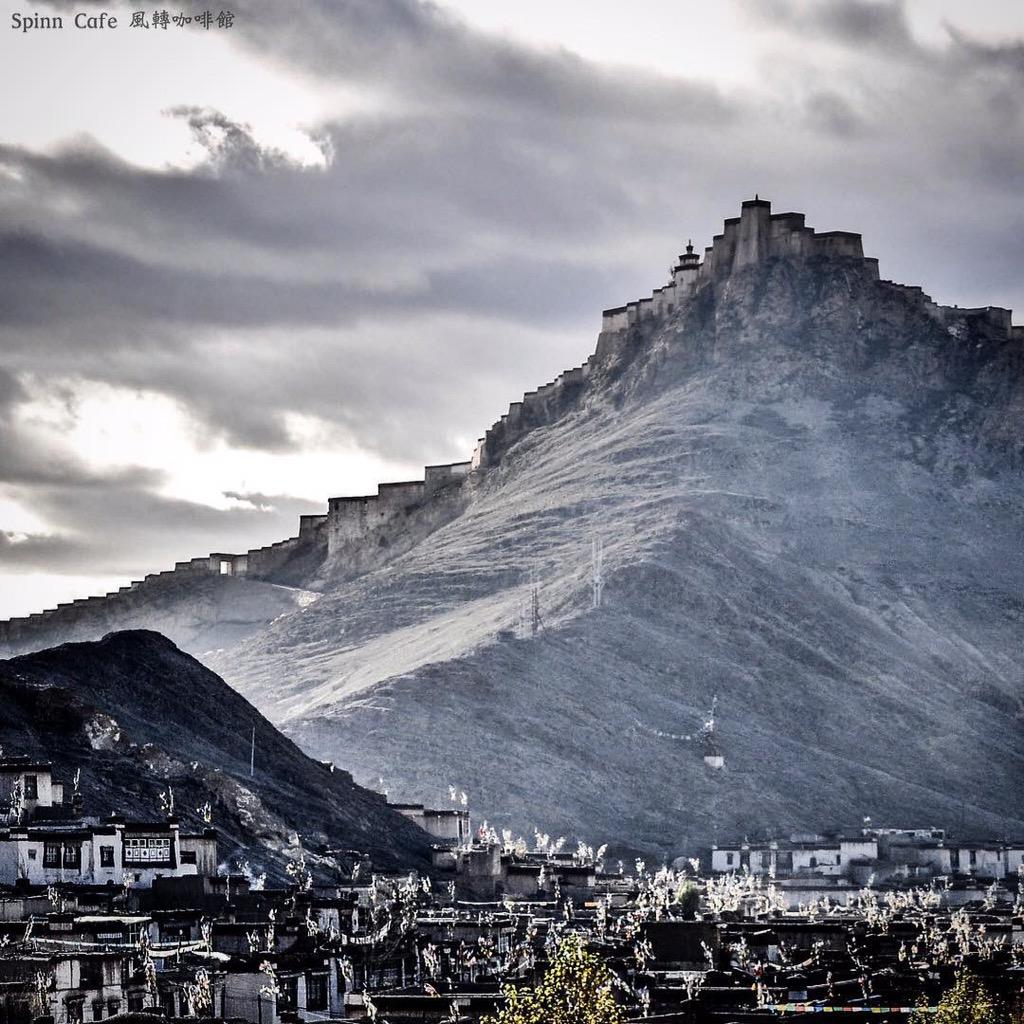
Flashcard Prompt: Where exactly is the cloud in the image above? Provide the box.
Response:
[0,477,321,576]
[764,0,916,53]
[166,106,314,174]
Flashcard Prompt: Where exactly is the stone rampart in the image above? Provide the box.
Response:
[4,199,1018,640]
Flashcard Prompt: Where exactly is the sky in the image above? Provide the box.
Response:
[0,0,1022,617]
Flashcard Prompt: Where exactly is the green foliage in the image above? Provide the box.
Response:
[675,881,700,918]
[915,971,1006,1024]
[484,934,624,1024]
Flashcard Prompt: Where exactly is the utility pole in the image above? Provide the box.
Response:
[591,537,605,609]
[530,569,543,636]
[250,724,256,778]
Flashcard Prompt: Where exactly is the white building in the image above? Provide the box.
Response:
[0,757,65,821]
[0,819,217,888]
[712,834,878,878]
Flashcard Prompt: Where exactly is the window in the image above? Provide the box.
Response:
[64,843,82,870]
[67,998,84,1024]
[28,848,37,860]
[24,775,38,800]
[180,851,197,865]
[92,1000,105,1021]
[80,960,104,991]
[724,852,734,866]
[127,994,144,1013]
[809,856,818,868]
[106,999,120,1017]
[306,974,328,1012]
[124,836,171,863]
[277,977,298,1012]
[44,842,61,868]
[100,846,114,868]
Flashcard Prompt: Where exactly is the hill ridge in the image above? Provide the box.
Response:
[3,196,1020,655]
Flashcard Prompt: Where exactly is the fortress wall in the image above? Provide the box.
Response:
[326,478,469,578]
[734,200,772,268]
[11,198,998,644]
[483,200,889,471]
[707,235,725,278]
[378,480,427,510]
[471,354,592,471]
[720,218,742,272]
[326,495,379,550]
[299,514,328,539]
[937,305,1015,340]
[601,305,628,332]
[244,536,313,578]
[768,214,810,257]
[812,231,864,259]
[880,281,934,308]
[424,461,471,493]
[326,477,443,557]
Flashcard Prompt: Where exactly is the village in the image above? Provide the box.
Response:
[0,753,1021,1023]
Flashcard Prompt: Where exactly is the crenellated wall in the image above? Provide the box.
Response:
[0,519,331,649]
[472,198,1019,473]
[3,198,1018,645]
[325,460,471,562]
[595,199,870,349]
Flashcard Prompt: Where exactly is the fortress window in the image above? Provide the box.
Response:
[100,846,114,867]
[24,774,38,799]
[44,842,61,867]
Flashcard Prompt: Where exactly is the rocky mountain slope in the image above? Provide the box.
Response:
[0,630,432,877]
[4,200,1023,858]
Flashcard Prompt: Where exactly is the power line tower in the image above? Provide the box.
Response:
[530,569,544,636]
[591,537,605,609]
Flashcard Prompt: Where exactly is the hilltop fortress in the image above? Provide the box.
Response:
[1,197,1020,652]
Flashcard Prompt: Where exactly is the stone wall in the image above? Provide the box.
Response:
[3,198,1017,642]
[325,461,472,571]
[473,197,1018,474]
[0,518,330,649]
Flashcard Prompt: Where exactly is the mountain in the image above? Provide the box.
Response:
[3,199,1023,857]
[0,630,432,877]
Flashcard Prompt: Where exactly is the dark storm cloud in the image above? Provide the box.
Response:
[0,479,320,576]
[5,0,1024,586]
[762,0,916,52]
